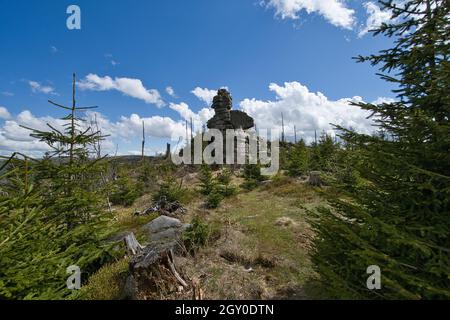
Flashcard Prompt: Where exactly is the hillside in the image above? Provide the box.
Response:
[79,171,327,300]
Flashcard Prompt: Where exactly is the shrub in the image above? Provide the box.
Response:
[216,167,237,198]
[286,140,310,177]
[153,175,187,203]
[183,218,210,254]
[138,160,157,188]
[243,164,264,182]
[217,167,232,185]
[241,164,264,191]
[206,188,224,209]
[198,164,215,195]
[110,177,143,207]
[240,179,259,191]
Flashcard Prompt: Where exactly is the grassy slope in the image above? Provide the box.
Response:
[180,177,327,299]
[83,173,328,300]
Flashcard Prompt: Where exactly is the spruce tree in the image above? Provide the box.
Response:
[23,74,109,229]
[311,0,450,299]
[0,74,114,299]
[286,139,310,176]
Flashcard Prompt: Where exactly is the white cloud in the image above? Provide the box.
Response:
[0,108,188,156]
[115,114,186,140]
[264,0,355,29]
[239,81,376,143]
[77,74,165,107]
[371,97,395,105]
[359,2,394,37]
[104,53,119,66]
[166,86,176,97]
[29,81,56,95]
[50,46,58,53]
[169,102,214,133]
[1,81,392,156]
[0,111,63,156]
[191,87,217,105]
[0,106,11,119]
[1,92,14,97]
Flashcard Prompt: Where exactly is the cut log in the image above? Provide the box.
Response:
[124,232,144,256]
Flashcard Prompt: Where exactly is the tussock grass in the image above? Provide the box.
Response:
[80,257,130,300]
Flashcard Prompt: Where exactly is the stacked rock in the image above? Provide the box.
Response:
[207,89,234,130]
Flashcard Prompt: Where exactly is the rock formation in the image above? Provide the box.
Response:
[207,89,254,131]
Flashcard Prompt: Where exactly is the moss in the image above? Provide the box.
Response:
[80,257,130,300]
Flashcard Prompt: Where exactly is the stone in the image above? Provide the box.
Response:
[141,215,191,245]
[143,215,183,232]
[205,89,255,164]
[230,110,254,130]
[207,89,254,131]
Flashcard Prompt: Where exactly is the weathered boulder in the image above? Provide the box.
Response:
[230,110,254,130]
[141,215,191,244]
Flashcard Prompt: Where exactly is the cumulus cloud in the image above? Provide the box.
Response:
[1,81,392,156]
[359,2,394,37]
[0,109,189,157]
[166,86,176,97]
[77,74,165,107]
[0,111,63,156]
[240,81,377,143]
[114,114,186,140]
[169,102,214,135]
[0,106,11,119]
[191,87,217,105]
[264,0,355,29]
[29,81,56,95]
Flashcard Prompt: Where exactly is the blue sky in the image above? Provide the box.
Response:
[0,0,395,156]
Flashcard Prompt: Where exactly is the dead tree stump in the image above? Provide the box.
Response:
[309,171,322,187]
[123,233,191,299]
[124,233,144,256]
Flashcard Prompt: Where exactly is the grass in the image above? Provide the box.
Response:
[86,171,328,300]
[219,189,314,284]
[80,257,130,300]
[181,176,328,299]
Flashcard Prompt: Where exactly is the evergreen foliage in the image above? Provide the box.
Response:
[153,174,187,204]
[198,164,215,196]
[109,176,143,207]
[286,139,310,176]
[241,163,264,190]
[310,0,450,299]
[0,75,115,299]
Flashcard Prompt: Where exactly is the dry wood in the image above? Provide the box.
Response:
[124,232,144,256]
